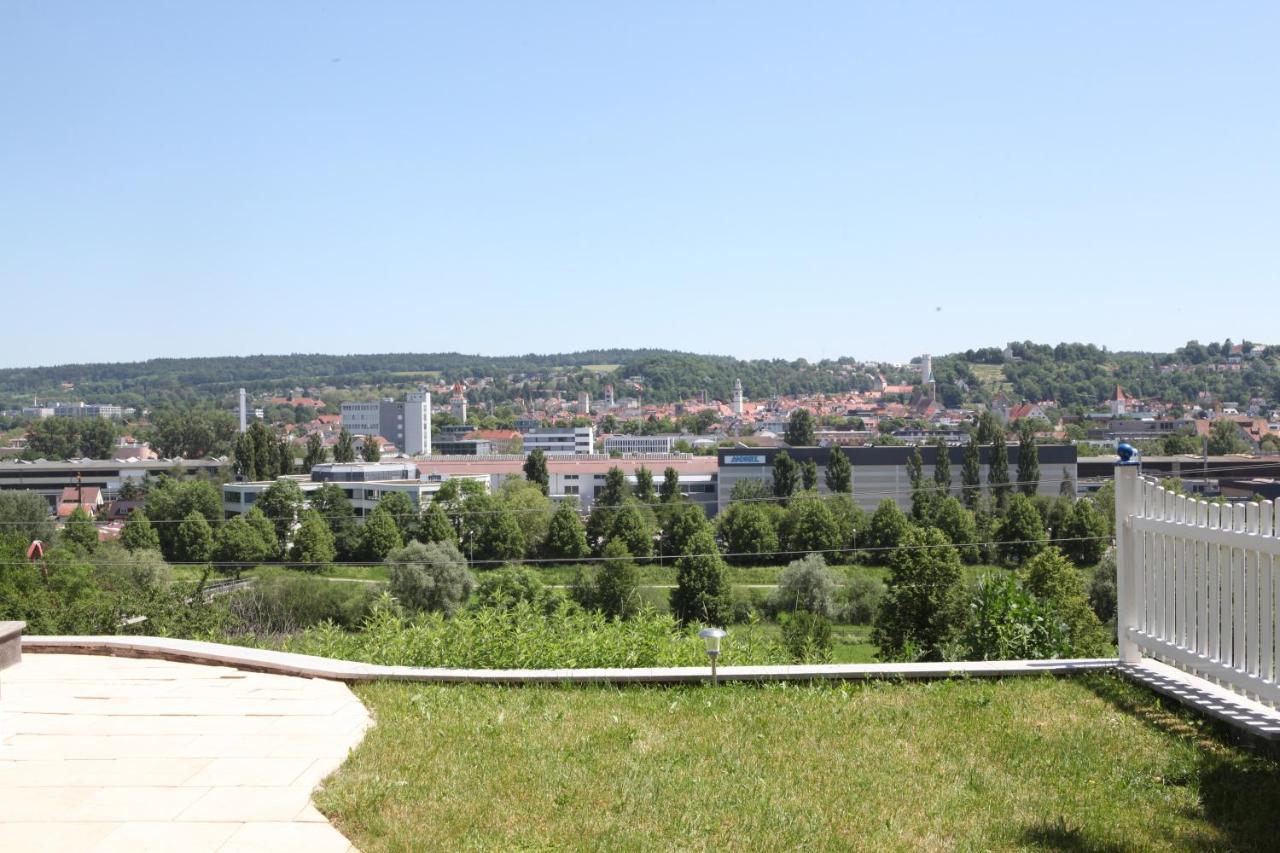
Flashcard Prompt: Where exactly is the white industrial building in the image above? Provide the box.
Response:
[521,425,594,455]
[339,392,432,455]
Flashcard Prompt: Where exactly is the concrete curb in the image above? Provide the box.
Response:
[22,635,1117,684]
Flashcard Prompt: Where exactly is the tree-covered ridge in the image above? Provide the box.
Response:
[937,340,1280,408]
[0,349,881,408]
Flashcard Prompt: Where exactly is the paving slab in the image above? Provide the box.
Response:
[0,654,369,852]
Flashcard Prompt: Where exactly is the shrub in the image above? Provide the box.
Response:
[1062,498,1110,566]
[285,599,790,669]
[386,541,475,616]
[474,566,558,612]
[961,573,1069,661]
[837,573,884,625]
[768,554,840,619]
[1019,548,1111,656]
[873,526,966,661]
[996,493,1047,566]
[225,571,378,636]
[670,528,732,626]
[1088,552,1117,632]
[779,610,834,663]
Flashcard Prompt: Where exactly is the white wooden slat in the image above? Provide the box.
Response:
[1198,501,1210,657]
[1130,628,1280,708]
[1209,502,1221,662]
[1234,504,1247,672]
[1263,501,1277,686]
[1246,502,1260,678]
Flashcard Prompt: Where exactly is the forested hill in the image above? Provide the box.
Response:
[0,350,885,408]
[3,340,1276,410]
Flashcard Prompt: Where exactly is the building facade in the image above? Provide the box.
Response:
[602,435,677,455]
[522,426,594,455]
[716,445,1079,513]
[339,392,432,455]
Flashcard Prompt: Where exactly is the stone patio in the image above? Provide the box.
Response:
[0,653,369,852]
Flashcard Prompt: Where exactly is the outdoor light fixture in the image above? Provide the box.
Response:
[698,627,726,686]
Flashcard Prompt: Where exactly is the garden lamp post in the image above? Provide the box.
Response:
[698,627,726,686]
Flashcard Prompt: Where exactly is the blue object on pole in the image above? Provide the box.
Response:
[1116,442,1140,466]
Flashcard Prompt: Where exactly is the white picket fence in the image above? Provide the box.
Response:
[1115,465,1280,707]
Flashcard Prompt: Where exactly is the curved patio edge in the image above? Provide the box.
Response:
[21,635,1117,684]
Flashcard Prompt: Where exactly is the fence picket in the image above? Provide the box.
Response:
[1233,504,1247,672]
[1198,501,1210,658]
[1208,502,1221,662]
[1263,503,1276,687]
[1246,503,1260,679]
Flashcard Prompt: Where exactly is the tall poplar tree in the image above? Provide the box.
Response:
[1017,421,1040,495]
[522,448,550,495]
[333,428,356,463]
[659,467,681,503]
[801,459,818,492]
[961,435,981,510]
[771,451,799,501]
[825,447,852,494]
[932,438,951,498]
[989,429,1010,511]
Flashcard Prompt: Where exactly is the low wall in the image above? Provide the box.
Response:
[0,621,23,670]
[22,635,1116,684]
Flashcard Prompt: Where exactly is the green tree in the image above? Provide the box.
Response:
[771,451,799,501]
[769,553,840,619]
[669,527,731,626]
[785,408,816,446]
[256,478,306,557]
[606,502,655,559]
[249,421,277,479]
[825,447,852,494]
[233,432,258,480]
[244,506,278,559]
[291,509,336,567]
[308,484,359,558]
[1062,498,1109,566]
[932,438,951,498]
[120,508,161,552]
[0,491,54,544]
[780,492,840,555]
[873,526,966,661]
[212,514,273,577]
[387,540,475,615]
[302,433,327,473]
[362,436,382,462]
[1017,422,1040,495]
[961,435,981,510]
[174,511,214,563]
[359,505,403,562]
[1019,547,1111,656]
[496,478,553,558]
[598,467,628,508]
[475,500,526,563]
[865,498,910,561]
[659,467,681,503]
[418,499,458,546]
[522,448,550,495]
[62,506,98,552]
[545,498,589,560]
[933,496,980,563]
[996,493,1047,566]
[716,501,780,565]
[658,502,710,558]
[1207,419,1250,455]
[988,429,1010,510]
[377,491,419,543]
[594,538,642,619]
[800,459,818,491]
[333,428,356,463]
[278,436,295,474]
[633,466,656,502]
[148,406,236,458]
[145,478,221,560]
[907,445,931,523]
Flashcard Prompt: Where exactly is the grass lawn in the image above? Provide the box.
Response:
[317,673,1280,851]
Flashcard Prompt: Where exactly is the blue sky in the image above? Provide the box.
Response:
[2,2,1277,368]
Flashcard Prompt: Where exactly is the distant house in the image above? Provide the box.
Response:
[57,485,103,519]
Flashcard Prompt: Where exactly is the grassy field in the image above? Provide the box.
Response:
[317,673,1280,851]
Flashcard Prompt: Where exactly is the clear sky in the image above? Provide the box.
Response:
[2,2,1277,369]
